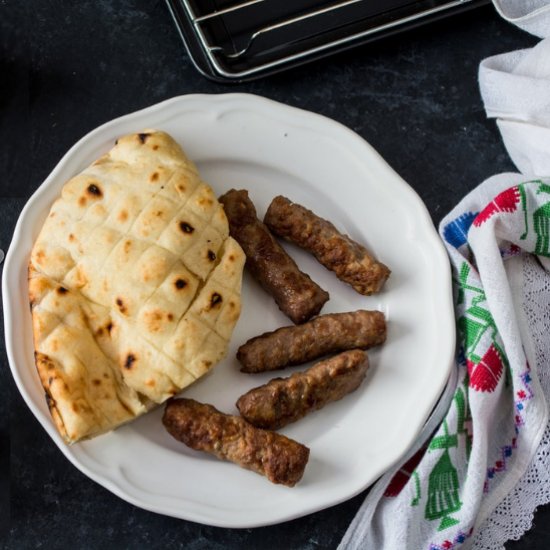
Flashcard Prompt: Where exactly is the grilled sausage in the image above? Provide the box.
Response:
[219,189,329,324]
[237,350,369,430]
[237,310,385,373]
[163,398,309,487]
[264,195,390,295]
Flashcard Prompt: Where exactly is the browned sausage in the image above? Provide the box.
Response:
[163,398,309,487]
[264,195,390,295]
[219,189,329,324]
[237,350,369,430]
[237,310,385,373]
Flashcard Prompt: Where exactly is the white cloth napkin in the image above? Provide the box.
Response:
[339,2,550,549]
[492,0,550,38]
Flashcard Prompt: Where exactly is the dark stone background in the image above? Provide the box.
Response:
[1,1,549,547]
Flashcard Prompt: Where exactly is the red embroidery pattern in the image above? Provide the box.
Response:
[467,344,504,393]
[473,187,521,226]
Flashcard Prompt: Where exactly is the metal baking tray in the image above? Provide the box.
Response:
[165,0,490,82]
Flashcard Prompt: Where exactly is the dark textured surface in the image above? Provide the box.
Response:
[1,0,549,548]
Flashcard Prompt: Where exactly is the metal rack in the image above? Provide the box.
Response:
[166,0,490,82]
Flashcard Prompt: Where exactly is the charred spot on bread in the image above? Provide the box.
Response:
[87,183,102,197]
[179,221,194,234]
[207,250,216,262]
[174,278,187,290]
[115,298,127,314]
[150,172,159,182]
[57,286,68,295]
[138,133,150,144]
[210,292,222,308]
[124,354,136,369]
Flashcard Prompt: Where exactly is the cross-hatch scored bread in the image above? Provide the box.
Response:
[28,130,245,444]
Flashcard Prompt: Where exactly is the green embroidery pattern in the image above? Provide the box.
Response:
[425,421,462,530]
[533,184,550,256]
[519,181,550,256]
[411,471,421,507]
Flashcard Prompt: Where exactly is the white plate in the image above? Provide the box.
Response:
[3,94,454,528]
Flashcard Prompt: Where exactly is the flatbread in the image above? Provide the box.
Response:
[29,130,245,444]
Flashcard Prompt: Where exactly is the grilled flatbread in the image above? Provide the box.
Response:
[29,130,245,443]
